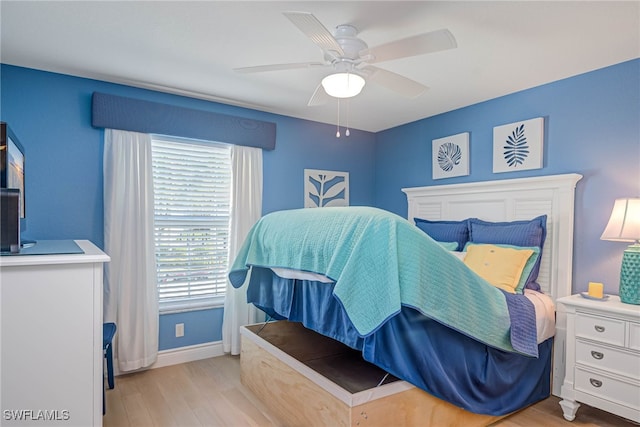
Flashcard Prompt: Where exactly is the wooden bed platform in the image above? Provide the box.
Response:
[240,321,506,427]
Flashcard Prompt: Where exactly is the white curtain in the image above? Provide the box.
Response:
[223,145,263,355]
[103,129,159,371]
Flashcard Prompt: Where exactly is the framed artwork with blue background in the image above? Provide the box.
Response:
[304,169,349,208]
[432,132,470,180]
[493,117,544,173]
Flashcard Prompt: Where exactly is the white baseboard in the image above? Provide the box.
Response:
[112,341,224,376]
[154,341,225,369]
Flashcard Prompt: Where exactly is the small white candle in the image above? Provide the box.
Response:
[588,282,604,299]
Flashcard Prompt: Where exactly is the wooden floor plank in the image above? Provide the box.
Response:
[104,387,131,427]
[154,365,208,426]
[103,355,636,427]
[136,371,179,427]
[121,392,155,427]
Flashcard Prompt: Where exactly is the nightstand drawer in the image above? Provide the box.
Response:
[576,339,640,378]
[575,367,640,410]
[576,313,625,346]
[630,322,640,352]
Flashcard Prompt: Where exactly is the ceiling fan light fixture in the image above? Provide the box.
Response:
[321,72,365,98]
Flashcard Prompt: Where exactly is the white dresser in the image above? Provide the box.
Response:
[0,240,109,426]
[558,294,640,423]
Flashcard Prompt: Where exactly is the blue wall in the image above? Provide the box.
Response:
[158,309,223,351]
[375,59,640,296]
[0,64,376,351]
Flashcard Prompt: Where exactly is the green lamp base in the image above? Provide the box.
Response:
[619,244,640,305]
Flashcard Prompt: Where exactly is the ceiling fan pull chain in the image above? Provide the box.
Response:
[345,99,351,137]
[336,98,341,138]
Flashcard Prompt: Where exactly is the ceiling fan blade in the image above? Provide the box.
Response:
[361,29,457,64]
[283,11,345,56]
[234,62,326,74]
[362,66,429,98]
[307,83,330,106]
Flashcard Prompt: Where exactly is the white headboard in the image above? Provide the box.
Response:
[402,173,582,302]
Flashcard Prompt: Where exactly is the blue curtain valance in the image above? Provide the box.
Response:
[91,92,276,150]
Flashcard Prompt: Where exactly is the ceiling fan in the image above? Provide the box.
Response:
[234,11,457,106]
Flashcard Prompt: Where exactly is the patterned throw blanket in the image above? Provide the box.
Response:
[229,206,538,357]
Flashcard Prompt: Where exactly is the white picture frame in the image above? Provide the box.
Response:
[432,132,470,180]
[493,117,544,173]
[304,169,349,208]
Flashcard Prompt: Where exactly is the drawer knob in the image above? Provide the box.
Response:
[594,325,605,333]
[589,378,603,388]
[590,351,604,360]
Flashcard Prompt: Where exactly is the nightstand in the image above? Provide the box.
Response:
[557,294,640,423]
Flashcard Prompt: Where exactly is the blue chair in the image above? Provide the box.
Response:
[103,322,117,414]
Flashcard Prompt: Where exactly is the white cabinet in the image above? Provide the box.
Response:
[558,294,640,423]
[0,241,109,426]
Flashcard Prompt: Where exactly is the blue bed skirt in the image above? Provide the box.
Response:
[246,267,552,416]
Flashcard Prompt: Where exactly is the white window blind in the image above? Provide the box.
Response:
[151,137,231,312]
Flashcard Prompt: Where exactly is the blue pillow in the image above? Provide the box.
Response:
[468,215,547,289]
[414,218,469,251]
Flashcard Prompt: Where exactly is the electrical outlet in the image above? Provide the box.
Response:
[175,323,184,338]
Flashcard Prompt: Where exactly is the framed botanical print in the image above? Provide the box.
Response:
[432,132,470,180]
[304,169,349,208]
[493,117,544,173]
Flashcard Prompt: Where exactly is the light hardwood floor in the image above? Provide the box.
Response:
[104,355,637,427]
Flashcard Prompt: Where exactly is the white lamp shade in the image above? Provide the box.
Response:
[321,73,365,98]
[601,198,640,242]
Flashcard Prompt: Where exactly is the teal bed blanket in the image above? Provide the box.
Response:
[229,206,534,356]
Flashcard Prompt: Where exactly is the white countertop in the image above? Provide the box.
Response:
[0,240,110,267]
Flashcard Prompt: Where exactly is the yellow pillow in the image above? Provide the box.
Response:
[463,244,534,293]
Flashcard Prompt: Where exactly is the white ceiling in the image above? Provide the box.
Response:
[1,1,639,132]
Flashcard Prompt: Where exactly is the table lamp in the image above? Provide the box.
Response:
[600,198,640,304]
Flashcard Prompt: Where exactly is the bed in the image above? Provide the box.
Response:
[229,173,582,425]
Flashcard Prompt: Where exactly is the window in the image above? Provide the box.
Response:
[151,136,232,312]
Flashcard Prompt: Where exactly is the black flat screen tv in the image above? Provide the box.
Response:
[0,122,25,220]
